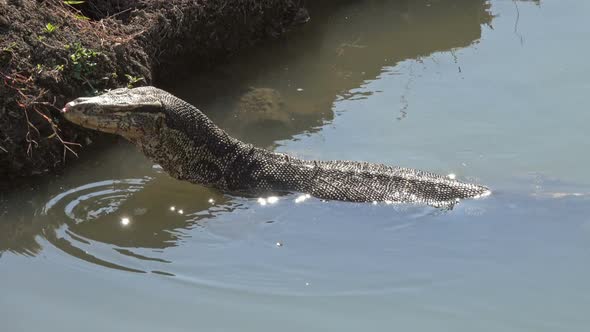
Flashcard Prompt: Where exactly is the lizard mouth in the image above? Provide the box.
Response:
[62,97,91,114]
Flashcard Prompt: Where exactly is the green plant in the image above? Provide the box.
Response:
[65,42,99,80]
[125,74,144,88]
[2,42,18,53]
[74,14,90,21]
[0,42,17,66]
[62,1,90,20]
[44,23,57,34]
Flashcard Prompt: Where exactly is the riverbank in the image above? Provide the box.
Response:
[0,0,307,178]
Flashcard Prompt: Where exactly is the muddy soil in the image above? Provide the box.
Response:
[0,0,307,179]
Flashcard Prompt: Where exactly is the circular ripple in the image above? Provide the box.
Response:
[43,178,147,223]
[36,179,449,296]
[39,177,183,274]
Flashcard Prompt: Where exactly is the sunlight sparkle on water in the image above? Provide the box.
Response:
[120,217,130,226]
[258,196,279,206]
[170,206,176,211]
[294,194,311,203]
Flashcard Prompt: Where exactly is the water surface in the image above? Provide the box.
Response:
[2,0,590,331]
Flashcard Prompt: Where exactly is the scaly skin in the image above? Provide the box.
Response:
[62,86,490,208]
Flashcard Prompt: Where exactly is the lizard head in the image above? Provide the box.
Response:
[62,86,167,140]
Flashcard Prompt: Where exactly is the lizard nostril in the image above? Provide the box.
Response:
[62,101,76,113]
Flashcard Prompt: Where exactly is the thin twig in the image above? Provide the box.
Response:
[512,0,524,45]
[1,68,80,159]
[107,7,133,20]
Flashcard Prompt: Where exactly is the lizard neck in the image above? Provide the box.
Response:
[131,96,247,187]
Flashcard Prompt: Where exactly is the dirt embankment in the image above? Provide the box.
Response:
[0,0,307,179]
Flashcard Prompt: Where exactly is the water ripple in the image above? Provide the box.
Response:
[36,177,229,275]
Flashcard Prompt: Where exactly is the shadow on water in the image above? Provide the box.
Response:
[0,141,242,267]
[7,0,590,329]
[162,0,494,147]
[1,0,533,271]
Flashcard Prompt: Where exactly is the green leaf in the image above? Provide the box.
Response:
[74,14,90,20]
[44,23,57,33]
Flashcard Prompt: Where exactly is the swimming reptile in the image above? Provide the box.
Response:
[62,86,489,208]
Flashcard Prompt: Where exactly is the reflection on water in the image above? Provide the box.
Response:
[3,0,590,330]
[1,163,236,273]
[164,0,494,147]
[1,0,498,265]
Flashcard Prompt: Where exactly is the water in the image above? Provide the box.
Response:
[2,0,590,330]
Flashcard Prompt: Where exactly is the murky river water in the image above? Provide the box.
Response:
[2,0,590,330]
